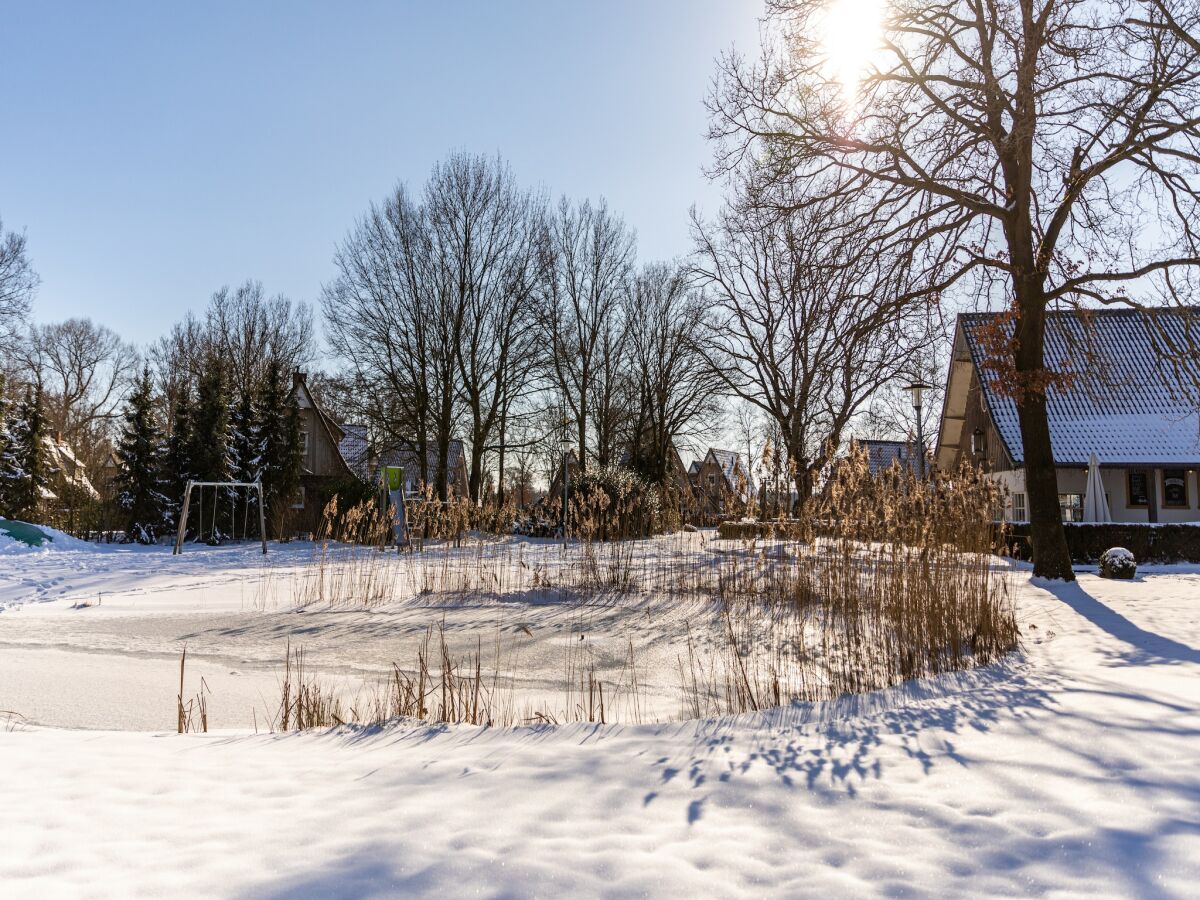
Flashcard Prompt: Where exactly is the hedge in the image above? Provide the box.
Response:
[1006,523,1200,564]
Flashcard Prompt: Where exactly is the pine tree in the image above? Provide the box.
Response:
[163,387,194,520]
[7,387,50,521]
[257,359,302,537]
[189,363,232,485]
[0,376,17,517]
[228,385,262,538]
[229,387,260,483]
[114,367,169,543]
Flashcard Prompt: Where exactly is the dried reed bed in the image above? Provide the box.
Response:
[264,452,1017,729]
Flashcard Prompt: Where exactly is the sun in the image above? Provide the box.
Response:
[820,0,886,106]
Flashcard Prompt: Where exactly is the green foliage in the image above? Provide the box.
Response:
[188,361,232,484]
[3,387,51,520]
[114,367,170,543]
[258,359,302,534]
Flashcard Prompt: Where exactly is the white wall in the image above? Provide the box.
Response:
[990,466,1200,523]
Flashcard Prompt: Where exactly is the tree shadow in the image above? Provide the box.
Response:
[1042,579,1200,666]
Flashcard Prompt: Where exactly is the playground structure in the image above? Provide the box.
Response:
[172,480,268,555]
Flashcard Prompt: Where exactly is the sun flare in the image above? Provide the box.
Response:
[820,0,886,106]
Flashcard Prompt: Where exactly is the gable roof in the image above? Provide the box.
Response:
[857,439,923,477]
[291,372,353,477]
[337,424,369,478]
[944,309,1200,467]
[377,439,467,486]
[704,448,755,496]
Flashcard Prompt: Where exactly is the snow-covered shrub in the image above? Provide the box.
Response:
[1099,547,1137,579]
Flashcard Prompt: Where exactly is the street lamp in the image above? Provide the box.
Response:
[559,421,571,549]
[903,379,934,479]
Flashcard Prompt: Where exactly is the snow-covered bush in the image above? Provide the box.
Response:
[1099,547,1137,579]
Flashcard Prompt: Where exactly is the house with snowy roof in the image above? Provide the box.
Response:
[855,438,926,478]
[934,309,1200,523]
[375,438,470,499]
[689,448,754,524]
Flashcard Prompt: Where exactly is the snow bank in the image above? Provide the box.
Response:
[1,566,1198,896]
[0,521,93,554]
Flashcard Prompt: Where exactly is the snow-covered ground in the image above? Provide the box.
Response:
[1,536,1198,896]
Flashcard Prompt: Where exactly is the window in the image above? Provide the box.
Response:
[707,474,717,488]
[971,429,985,456]
[1059,493,1083,523]
[291,486,305,510]
[1163,469,1189,508]
[1127,471,1150,507]
[1012,493,1027,522]
[299,431,309,456]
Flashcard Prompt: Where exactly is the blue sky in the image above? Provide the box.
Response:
[1,1,764,349]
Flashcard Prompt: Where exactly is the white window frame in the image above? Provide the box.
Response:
[1012,492,1027,522]
[291,486,305,510]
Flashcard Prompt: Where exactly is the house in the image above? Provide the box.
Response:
[337,424,370,480]
[292,372,354,533]
[375,438,470,500]
[41,435,99,502]
[934,309,1200,523]
[618,440,700,523]
[689,448,755,524]
[856,438,926,478]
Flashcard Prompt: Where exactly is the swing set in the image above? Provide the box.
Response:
[172,480,268,555]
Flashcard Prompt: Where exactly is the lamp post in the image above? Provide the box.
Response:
[559,422,571,549]
[903,379,933,479]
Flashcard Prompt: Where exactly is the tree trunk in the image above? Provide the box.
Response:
[1013,305,1074,580]
[468,439,484,506]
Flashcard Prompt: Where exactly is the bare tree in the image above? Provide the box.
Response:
[21,318,136,468]
[149,283,313,438]
[542,198,636,471]
[424,154,547,504]
[205,280,314,392]
[709,0,1200,577]
[0,217,38,364]
[326,184,443,493]
[625,262,723,484]
[692,178,932,510]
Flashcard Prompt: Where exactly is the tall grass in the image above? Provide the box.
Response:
[264,452,1017,728]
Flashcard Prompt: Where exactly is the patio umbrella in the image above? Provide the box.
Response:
[1082,452,1112,523]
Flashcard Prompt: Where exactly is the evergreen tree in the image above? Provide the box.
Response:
[6,387,50,521]
[228,385,262,538]
[189,363,232,485]
[229,387,260,483]
[114,367,169,543]
[257,359,302,537]
[163,387,194,518]
[0,376,17,517]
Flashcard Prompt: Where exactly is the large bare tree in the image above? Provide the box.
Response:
[324,182,457,497]
[542,197,636,470]
[692,176,933,509]
[709,0,1200,577]
[425,154,547,503]
[0,217,38,364]
[21,318,136,468]
[624,262,722,484]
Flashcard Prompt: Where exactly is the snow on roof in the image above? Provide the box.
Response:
[377,439,467,485]
[337,424,369,478]
[40,436,99,499]
[857,439,923,477]
[960,308,1200,466]
[707,448,755,495]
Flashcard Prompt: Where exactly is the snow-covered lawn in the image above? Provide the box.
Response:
[1,536,1198,896]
